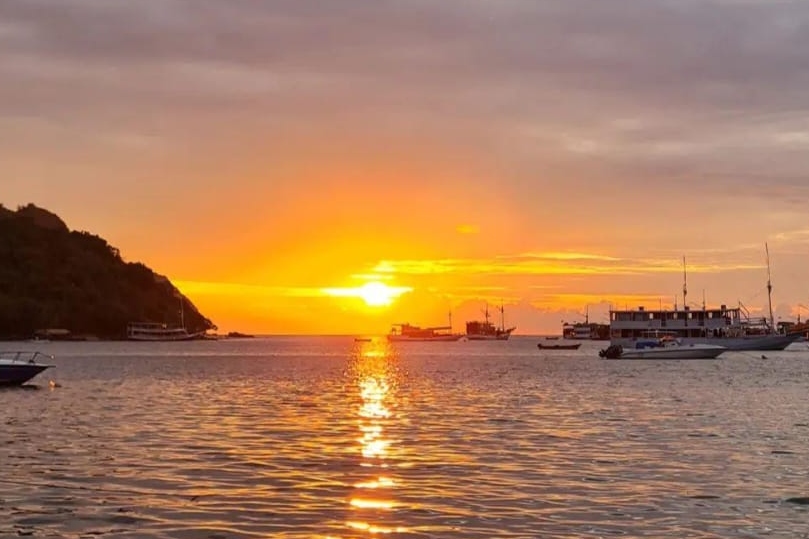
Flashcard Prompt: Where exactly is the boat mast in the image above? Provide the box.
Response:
[765,242,775,332]
[499,301,505,331]
[682,256,688,310]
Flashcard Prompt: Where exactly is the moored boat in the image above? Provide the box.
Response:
[537,342,582,350]
[127,322,205,341]
[599,336,726,360]
[0,351,54,385]
[607,247,802,351]
[387,323,462,342]
[465,304,516,341]
[127,294,210,341]
[607,306,803,351]
[562,306,610,340]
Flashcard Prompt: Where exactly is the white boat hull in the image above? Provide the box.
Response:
[610,333,801,351]
[387,335,462,342]
[128,332,203,342]
[619,344,726,360]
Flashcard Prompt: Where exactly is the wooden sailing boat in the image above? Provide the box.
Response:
[465,302,516,340]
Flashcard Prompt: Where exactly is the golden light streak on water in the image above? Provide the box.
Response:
[346,521,407,534]
[350,498,395,509]
[347,339,407,536]
[354,477,395,489]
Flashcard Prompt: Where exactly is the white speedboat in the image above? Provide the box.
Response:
[0,351,54,385]
[600,336,726,360]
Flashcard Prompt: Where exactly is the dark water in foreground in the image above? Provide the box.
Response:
[2,336,809,538]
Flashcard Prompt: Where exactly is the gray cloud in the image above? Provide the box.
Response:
[2,0,808,195]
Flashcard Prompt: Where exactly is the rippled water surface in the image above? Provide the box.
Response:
[2,337,809,538]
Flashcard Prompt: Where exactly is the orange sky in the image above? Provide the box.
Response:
[4,2,809,334]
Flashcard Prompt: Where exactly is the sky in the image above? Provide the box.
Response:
[3,0,809,335]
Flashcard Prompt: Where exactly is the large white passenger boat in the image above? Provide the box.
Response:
[610,247,803,351]
[608,305,801,351]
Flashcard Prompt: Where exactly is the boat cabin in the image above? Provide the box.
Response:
[609,305,750,341]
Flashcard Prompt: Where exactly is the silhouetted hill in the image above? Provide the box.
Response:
[0,203,216,340]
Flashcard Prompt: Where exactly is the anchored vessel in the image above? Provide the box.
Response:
[537,342,582,350]
[600,335,726,360]
[387,323,462,342]
[607,305,801,351]
[562,307,609,340]
[465,304,516,341]
[127,296,206,341]
[608,248,802,351]
[127,322,205,341]
[0,351,54,385]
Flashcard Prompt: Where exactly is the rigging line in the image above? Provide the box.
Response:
[0,477,204,502]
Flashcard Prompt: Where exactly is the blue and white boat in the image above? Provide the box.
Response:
[600,335,726,360]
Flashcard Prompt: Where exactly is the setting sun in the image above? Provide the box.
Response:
[323,281,412,307]
[357,282,405,307]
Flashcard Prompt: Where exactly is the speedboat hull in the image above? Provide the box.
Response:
[0,363,52,385]
[0,351,54,385]
[618,344,726,360]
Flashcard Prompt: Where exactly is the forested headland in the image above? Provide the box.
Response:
[0,203,215,340]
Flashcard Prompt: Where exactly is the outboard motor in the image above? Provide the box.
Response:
[598,344,623,359]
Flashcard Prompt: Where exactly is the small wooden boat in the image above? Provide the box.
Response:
[537,342,581,350]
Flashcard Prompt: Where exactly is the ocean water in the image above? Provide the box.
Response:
[2,336,809,538]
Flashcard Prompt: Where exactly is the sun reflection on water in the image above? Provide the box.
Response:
[346,339,407,536]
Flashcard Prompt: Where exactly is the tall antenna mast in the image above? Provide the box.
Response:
[765,243,774,332]
[682,256,688,309]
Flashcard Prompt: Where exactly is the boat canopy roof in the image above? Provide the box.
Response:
[610,305,740,315]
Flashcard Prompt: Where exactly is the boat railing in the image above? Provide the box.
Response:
[0,351,54,364]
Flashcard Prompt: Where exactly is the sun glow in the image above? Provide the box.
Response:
[323,281,412,307]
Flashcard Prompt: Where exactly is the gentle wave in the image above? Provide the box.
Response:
[2,337,809,538]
